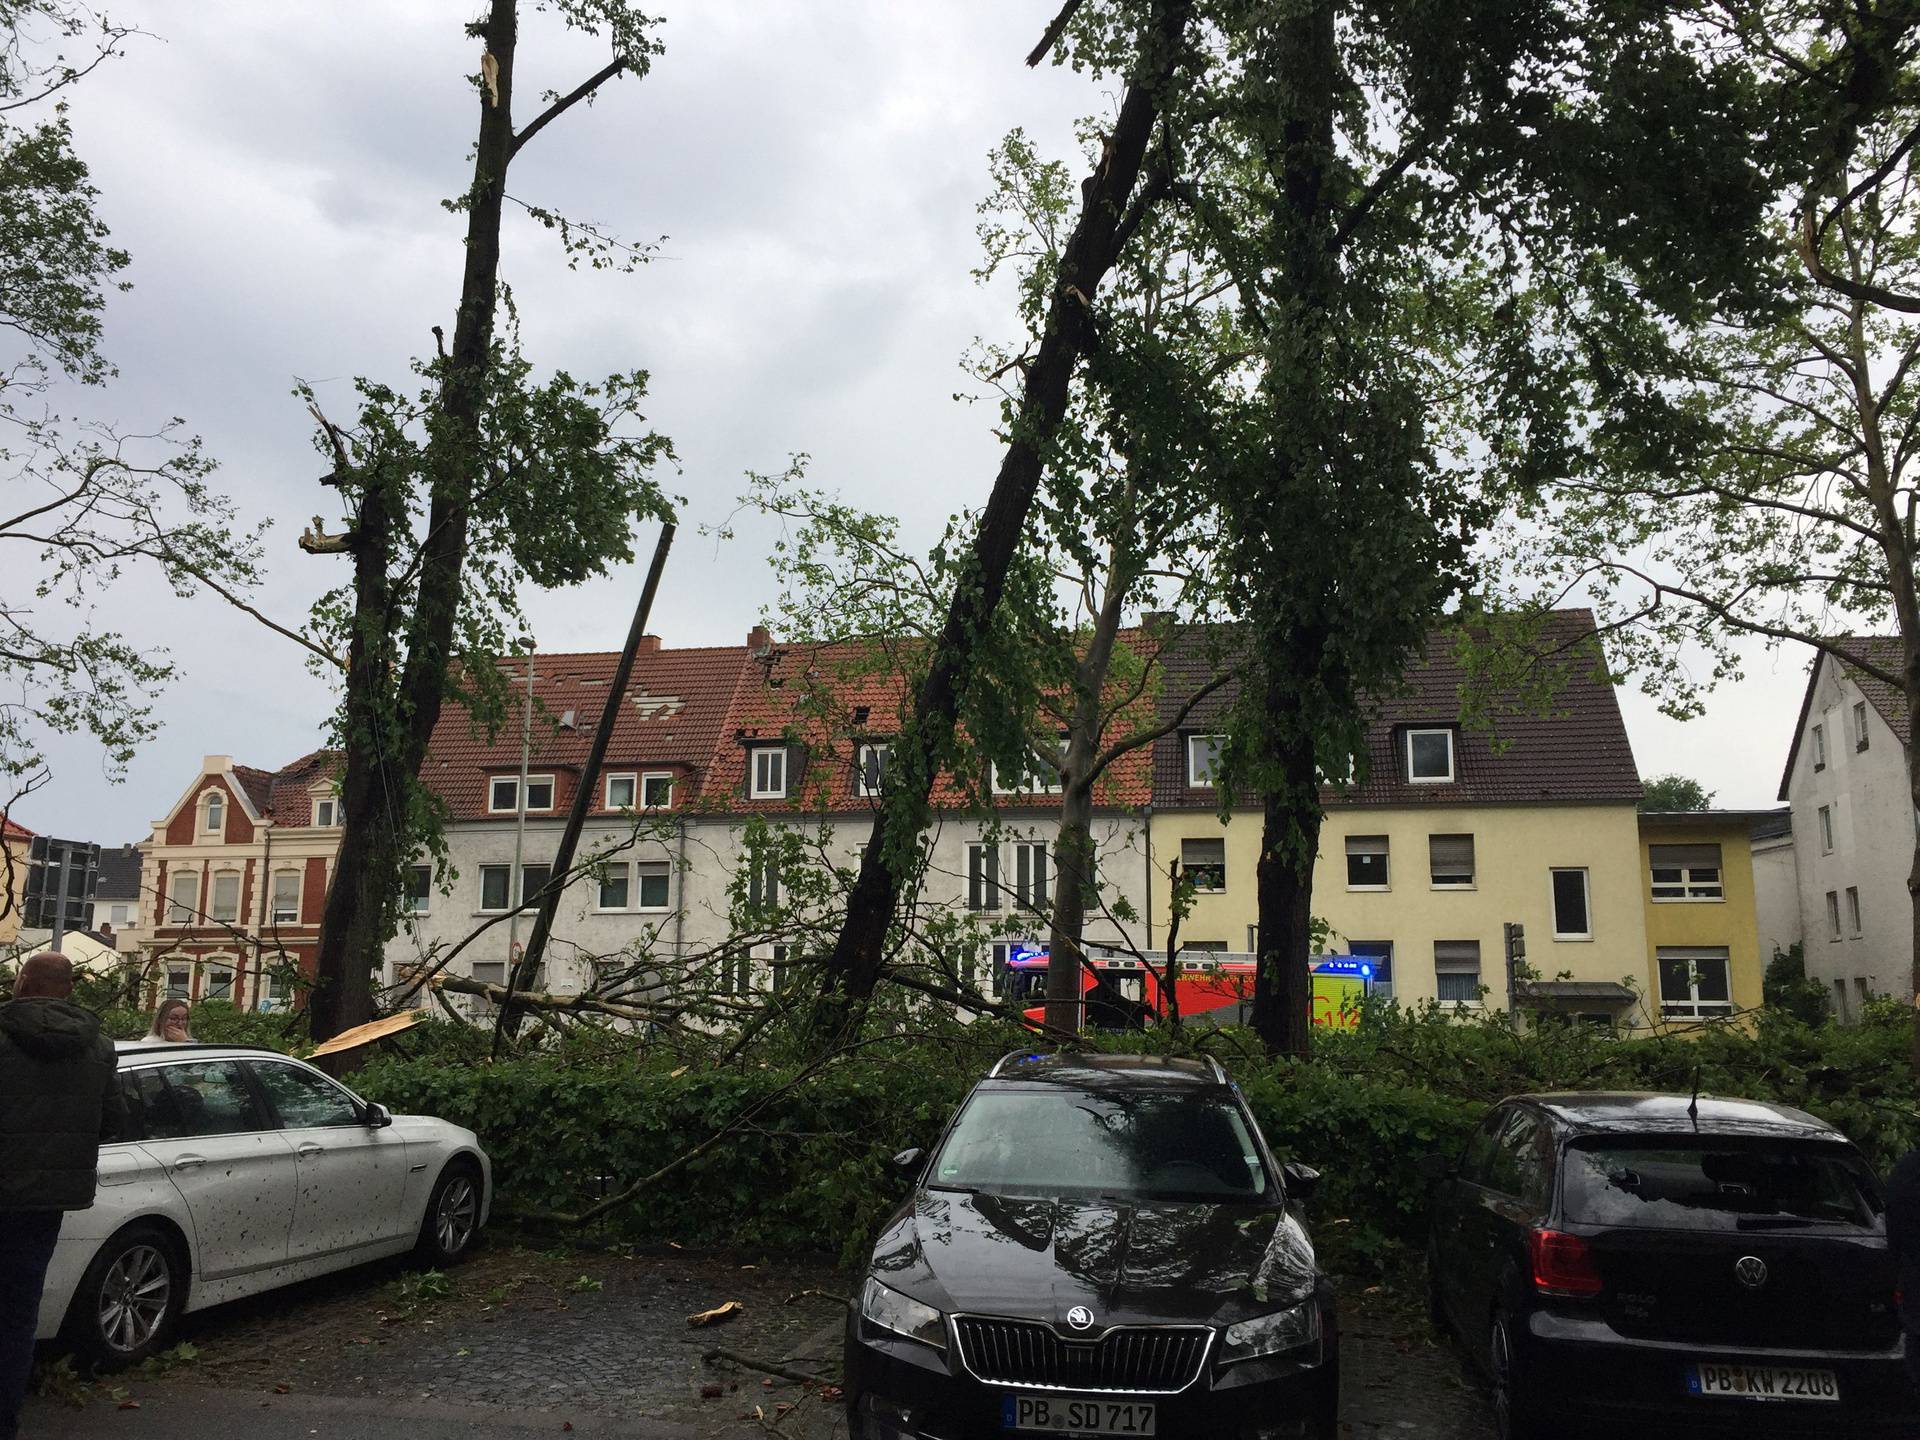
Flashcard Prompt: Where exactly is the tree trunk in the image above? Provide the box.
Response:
[310,0,519,1041]
[1251,726,1320,1057]
[810,1,1192,1042]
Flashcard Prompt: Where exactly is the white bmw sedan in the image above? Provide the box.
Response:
[35,1041,491,1366]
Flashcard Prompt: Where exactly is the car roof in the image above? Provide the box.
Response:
[983,1051,1229,1088]
[115,1040,294,1061]
[1519,1091,1843,1141]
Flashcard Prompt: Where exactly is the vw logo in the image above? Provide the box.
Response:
[1734,1255,1769,1290]
[1065,1306,1095,1332]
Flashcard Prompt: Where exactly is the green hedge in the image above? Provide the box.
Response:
[341,1005,1920,1273]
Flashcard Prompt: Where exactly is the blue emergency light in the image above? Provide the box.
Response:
[1313,957,1374,980]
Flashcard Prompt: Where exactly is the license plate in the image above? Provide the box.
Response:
[1003,1394,1157,1434]
[1687,1363,1840,1402]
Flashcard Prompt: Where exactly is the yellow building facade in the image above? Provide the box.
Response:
[1637,812,1766,1025]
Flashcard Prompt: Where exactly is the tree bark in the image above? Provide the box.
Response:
[310,0,518,1042]
[1251,712,1320,1057]
[810,1,1192,1042]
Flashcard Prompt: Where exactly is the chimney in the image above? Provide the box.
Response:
[637,634,662,654]
[748,625,772,655]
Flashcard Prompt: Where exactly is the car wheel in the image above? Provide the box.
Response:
[1489,1312,1541,1440]
[63,1223,185,1370]
[415,1159,484,1266]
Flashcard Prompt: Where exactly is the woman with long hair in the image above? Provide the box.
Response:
[146,997,191,1043]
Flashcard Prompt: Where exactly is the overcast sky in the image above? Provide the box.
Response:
[18,2,1813,844]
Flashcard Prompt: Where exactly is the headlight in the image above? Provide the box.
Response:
[1220,1299,1320,1363]
[860,1276,947,1350]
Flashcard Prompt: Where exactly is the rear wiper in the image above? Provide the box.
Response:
[1735,1214,1815,1229]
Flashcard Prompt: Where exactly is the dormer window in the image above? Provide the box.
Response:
[204,792,224,833]
[1186,734,1225,788]
[642,772,674,808]
[1406,728,1455,785]
[312,797,337,827]
[749,746,787,799]
[489,774,554,813]
[991,740,1066,796]
[855,743,889,797]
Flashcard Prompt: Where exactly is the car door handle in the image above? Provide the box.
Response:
[173,1155,207,1171]
[295,1142,324,1158]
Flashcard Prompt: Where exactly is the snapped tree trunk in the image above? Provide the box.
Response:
[310,0,518,1042]
[811,1,1192,1041]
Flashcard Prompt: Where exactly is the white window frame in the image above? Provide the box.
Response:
[1345,835,1391,892]
[641,771,674,809]
[1855,700,1871,752]
[163,959,192,999]
[1012,841,1050,911]
[749,746,788,800]
[1186,734,1225,788]
[1826,889,1842,941]
[605,773,638,810]
[255,968,292,1013]
[596,861,631,912]
[203,791,224,833]
[108,903,131,925]
[967,843,1001,911]
[636,861,671,912]
[1428,833,1475,890]
[1819,805,1835,854]
[854,743,889,798]
[200,957,237,1003]
[488,777,520,814]
[271,870,303,925]
[478,863,512,912]
[167,870,199,925]
[523,774,556,811]
[1433,941,1482,1006]
[207,870,241,924]
[991,740,1067,797]
[404,864,431,915]
[311,795,338,828]
[1649,845,1725,903]
[1180,837,1227,893]
[1549,867,1592,941]
[1657,947,1733,1020]
[1812,722,1827,770]
[1846,885,1863,936]
[1406,728,1455,785]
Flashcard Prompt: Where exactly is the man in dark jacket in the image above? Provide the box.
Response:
[1888,1144,1920,1387]
[0,951,122,1440]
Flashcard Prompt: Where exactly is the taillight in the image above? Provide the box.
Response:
[1528,1228,1603,1298]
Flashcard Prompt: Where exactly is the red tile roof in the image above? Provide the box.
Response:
[1152,609,1643,809]
[419,645,753,820]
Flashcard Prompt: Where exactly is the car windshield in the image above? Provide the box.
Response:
[1562,1140,1882,1231]
[929,1086,1270,1202]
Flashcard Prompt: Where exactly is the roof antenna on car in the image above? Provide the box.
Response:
[1687,1065,1701,1130]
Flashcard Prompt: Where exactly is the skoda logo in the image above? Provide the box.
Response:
[1065,1306,1095,1332]
[1734,1255,1769,1290]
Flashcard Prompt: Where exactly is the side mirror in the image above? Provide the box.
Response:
[1415,1153,1455,1183]
[891,1147,927,1177]
[363,1102,394,1129]
[1282,1160,1321,1200]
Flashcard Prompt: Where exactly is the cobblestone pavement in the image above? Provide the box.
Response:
[32,1246,1493,1439]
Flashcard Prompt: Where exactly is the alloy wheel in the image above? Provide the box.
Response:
[98,1244,171,1354]
[1489,1317,1516,1440]
[435,1174,478,1256]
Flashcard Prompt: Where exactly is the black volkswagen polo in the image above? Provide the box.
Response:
[844,1052,1338,1440]
[1424,1092,1916,1438]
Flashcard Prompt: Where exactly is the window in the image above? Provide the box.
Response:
[1826,889,1842,941]
[255,971,291,1013]
[637,861,670,910]
[146,1061,267,1139]
[168,871,198,924]
[855,744,889,797]
[1855,700,1871,751]
[1550,868,1591,940]
[1847,885,1863,936]
[1429,834,1475,888]
[1434,941,1482,1004]
[1818,805,1835,853]
[597,863,630,910]
[769,944,796,993]
[520,863,551,905]
[479,864,511,911]
[992,742,1065,796]
[312,797,337,827]
[967,843,1001,911]
[471,961,506,988]
[1833,978,1850,1022]
[524,775,555,811]
[642,772,674,808]
[1012,842,1050,910]
[749,746,788,799]
[1406,729,1455,784]
[489,776,519,813]
[271,871,301,924]
[1186,734,1225,788]
[606,773,637,810]
[1657,948,1732,1019]
[1812,723,1827,770]
[747,855,779,911]
[109,904,130,925]
[1350,941,1393,999]
[1855,977,1871,1009]
[204,792,224,832]
[252,1061,360,1128]
[208,872,240,923]
[1181,837,1227,892]
[404,865,430,915]
[202,962,234,1001]
[1345,835,1389,890]
[164,963,190,999]
[1648,843,1723,901]
[717,952,752,996]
